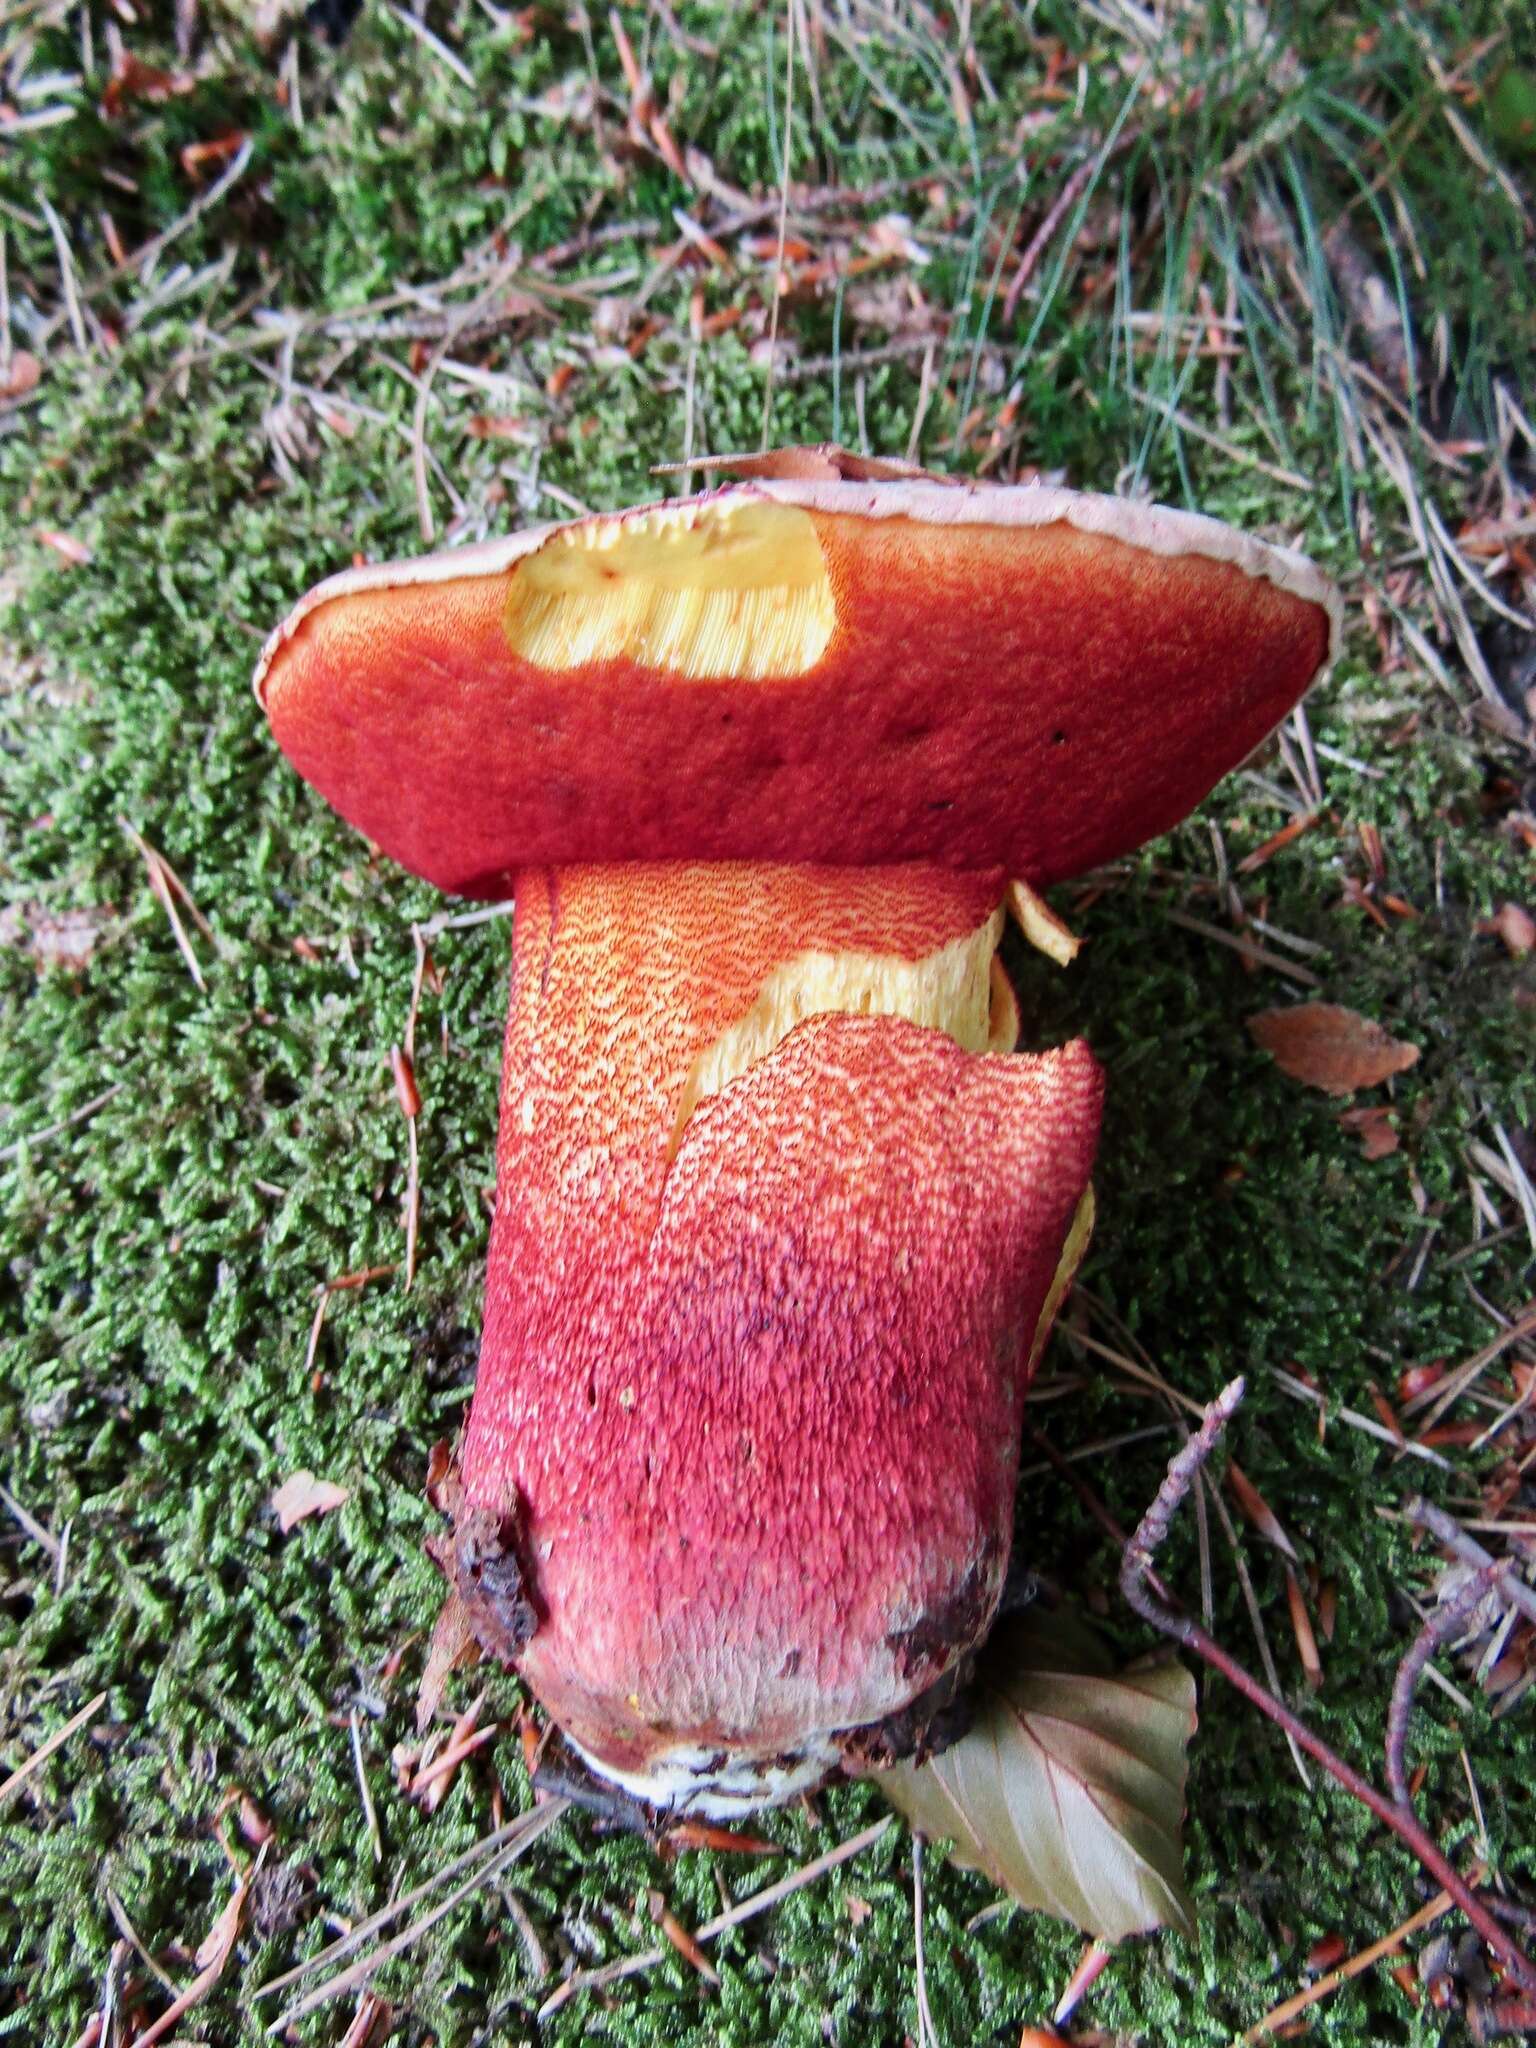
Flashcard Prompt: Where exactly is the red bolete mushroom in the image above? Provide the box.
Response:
[256,449,1339,1816]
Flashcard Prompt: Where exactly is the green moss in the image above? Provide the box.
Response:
[3,0,1535,2041]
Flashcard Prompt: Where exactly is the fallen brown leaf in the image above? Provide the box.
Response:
[2,350,40,404]
[1338,1104,1401,1159]
[1481,902,1536,958]
[414,1589,476,1733]
[270,1470,349,1532]
[1248,1002,1420,1096]
[877,1610,1196,1943]
[35,530,92,568]
[0,904,111,972]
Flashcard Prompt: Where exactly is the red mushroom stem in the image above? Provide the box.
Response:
[447,860,1102,1811]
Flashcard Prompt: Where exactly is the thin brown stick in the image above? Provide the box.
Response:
[1163,907,1323,985]
[1243,1889,1454,2042]
[538,1815,893,2017]
[1120,1380,1536,1991]
[1403,1498,1536,1631]
[1385,1560,1511,1810]
[1001,153,1100,324]
[0,1082,125,1166]
[0,1691,107,1806]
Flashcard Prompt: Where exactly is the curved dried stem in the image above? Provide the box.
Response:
[1386,1559,1512,1811]
[1119,1379,1536,1994]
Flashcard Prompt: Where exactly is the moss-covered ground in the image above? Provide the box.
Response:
[3,1,1536,2041]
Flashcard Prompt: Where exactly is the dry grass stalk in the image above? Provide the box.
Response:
[264,1800,570,2030]
[538,1816,894,2017]
[0,1690,107,1807]
[1243,1890,1455,2042]
[119,819,213,991]
[0,1081,125,1166]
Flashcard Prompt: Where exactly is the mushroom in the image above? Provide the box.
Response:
[256,450,1339,1817]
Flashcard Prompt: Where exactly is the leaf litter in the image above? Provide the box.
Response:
[876,1609,1196,1944]
[1247,1001,1422,1095]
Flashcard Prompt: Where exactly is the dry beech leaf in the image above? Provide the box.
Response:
[1481,902,1536,958]
[1247,1002,1419,1096]
[876,1610,1196,1943]
[270,1470,350,1532]
[1,350,41,404]
[1338,1104,1400,1160]
[0,903,112,972]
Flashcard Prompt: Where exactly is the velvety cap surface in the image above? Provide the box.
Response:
[257,474,1339,895]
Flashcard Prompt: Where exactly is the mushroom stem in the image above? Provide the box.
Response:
[449,860,1103,1814]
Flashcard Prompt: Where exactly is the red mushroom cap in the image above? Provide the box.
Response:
[257,475,1338,896]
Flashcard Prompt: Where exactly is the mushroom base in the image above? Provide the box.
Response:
[566,1733,844,1821]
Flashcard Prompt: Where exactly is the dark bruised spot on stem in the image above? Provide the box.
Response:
[454,1503,540,1662]
[839,1654,978,1772]
[884,1550,999,1682]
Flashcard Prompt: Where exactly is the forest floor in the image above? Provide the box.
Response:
[3,1,1536,2042]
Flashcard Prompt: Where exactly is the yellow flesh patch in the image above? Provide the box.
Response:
[1027,1185,1095,1371]
[671,908,1007,1152]
[504,498,836,679]
[1007,876,1081,968]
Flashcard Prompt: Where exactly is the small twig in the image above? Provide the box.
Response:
[1243,1889,1454,2043]
[0,1480,61,1561]
[349,1711,383,1864]
[0,1691,107,1806]
[105,1888,180,1995]
[1163,907,1322,986]
[1386,1560,1512,1810]
[913,1835,938,2048]
[1001,152,1102,324]
[1403,1499,1536,1633]
[303,1264,396,1379]
[1121,1381,1536,1992]
[0,1082,125,1166]
[539,1815,894,2016]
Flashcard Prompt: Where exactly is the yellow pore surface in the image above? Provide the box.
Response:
[503,498,837,679]
[671,907,1011,1149]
